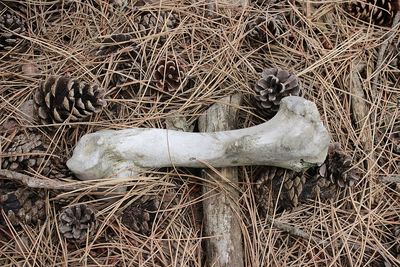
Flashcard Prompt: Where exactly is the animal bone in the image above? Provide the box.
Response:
[67,96,330,181]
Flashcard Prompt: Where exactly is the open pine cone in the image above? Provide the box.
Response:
[254,167,305,214]
[121,192,177,235]
[1,128,72,178]
[95,34,143,90]
[390,124,399,154]
[1,130,48,172]
[122,195,162,235]
[59,204,97,242]
[154,57,188,93]
[134,11,179,38]
[0,187,46,226]
[320,143,360,188]
[298,170,338,202]
[393,225,400,258]
[0,9,26,50]
[253,67,301,118]
[246,15,285,43]
[33,76,106,125]
[96,33,133,56]
[345,0,400,26]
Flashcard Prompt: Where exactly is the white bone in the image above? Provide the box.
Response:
[67,96,330,181]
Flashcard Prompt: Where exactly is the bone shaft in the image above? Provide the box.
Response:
[66,96,331,181]
[199,94,244,267]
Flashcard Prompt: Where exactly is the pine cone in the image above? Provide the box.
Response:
[254,167,305,214]
[134,11,179,37]
[246,15,285,43]
[393,225,400,258]
[0,187,46,226]
[96,33,133,56]
[1,130,48,172]
[253,0,288,6]
[154,57,188,93]
[321,143,360,188]
[122,195,161,235]
[390,124,399,154]
[253,68,301,118]
[59,204,97,242]
[33,76,106,125]
[299,171,338,202]
[95,34,144,90]
[345,0,400,26]
[0,9,26,50]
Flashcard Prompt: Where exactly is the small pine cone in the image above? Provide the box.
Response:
[104,51,141,89]
[95,34,143,89]
[254,167,305,214]
[154,57,187,93]
[0,10,26,50]
[321,143,360,188]
[48,155,74,179]
[96,33,133,56]
[59,204,97,242]
[390,124,399,154]
[299,172,338,202]
[122,195,162,235]
[1,130,48,172]
[345,0,400,26]
[253,68,301,118]
[134,11,179,36]
[253,0,288,6]
[393,225,400,257]
[246,15,285,43]
[33,76,106,125]
[0,188,46,225]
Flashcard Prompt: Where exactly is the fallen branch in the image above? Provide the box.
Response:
[0,170,79,190]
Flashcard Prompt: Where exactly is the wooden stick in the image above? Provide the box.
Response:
[0,169,79,190]
[198,94,244,267]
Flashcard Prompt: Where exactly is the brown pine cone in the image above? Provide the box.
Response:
[0,187,46,226]
[246,15,285,43]
[321,143,360,188]
[95,34,144,90]
[254,167,305,215]
[0,8,26,50]
[253,0,288,6]
[1,128,73,178]
[393,225,400,258]
[134,11,180,37]
[153,57,188,93]
[253,67,301,118]
[345,0,400,26]
[121,192,176,235]
[122,195,161,235]
[95,33,134,56]
[299,171,338,202]
[59,204,97,242]
[390,124,399,154]
[1,130,48,172]
[33,76,106,125]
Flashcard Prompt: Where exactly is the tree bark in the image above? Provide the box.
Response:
[198,94,244,267]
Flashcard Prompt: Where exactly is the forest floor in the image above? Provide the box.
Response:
[0,0,399,266]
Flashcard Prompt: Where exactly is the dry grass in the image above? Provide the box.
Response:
[0,0,399,266]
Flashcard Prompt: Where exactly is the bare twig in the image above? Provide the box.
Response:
[0,170,79,190]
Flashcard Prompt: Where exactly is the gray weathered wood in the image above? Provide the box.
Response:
[198,94,244,267]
